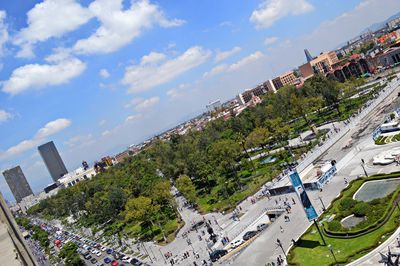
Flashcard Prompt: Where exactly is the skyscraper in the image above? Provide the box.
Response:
[304,49,314,62]
[2,166,33,203]
[38,141,68,182]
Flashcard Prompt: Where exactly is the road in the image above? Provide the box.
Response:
[228,76,400,265]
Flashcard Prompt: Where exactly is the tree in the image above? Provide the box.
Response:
[59,242,79,259]
[245,127,270,149]
[176,175,197,204]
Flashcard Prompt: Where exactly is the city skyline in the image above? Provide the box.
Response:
[0,0,400,201]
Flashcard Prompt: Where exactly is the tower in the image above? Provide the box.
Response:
[38,141,68,182]
[304,49,314,62]
[2,166,33,203]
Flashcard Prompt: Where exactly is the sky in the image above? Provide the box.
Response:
[0,0,399,202]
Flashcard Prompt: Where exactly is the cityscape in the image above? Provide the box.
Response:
[3,1,400,266]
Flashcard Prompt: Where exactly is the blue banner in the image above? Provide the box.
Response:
[289,171,318,221]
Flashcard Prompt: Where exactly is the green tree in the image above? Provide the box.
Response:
[176,175,197,204]
[245,127,270,149]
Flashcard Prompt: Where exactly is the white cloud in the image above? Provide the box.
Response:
[125,114,143,122]
[35,118,71,139]
[64,134,94,147]
[141,52,166,65]
[0,118,71,160]
[73,0,184,55]
[0,11,9,57]
[215,46,241,63]
[227,51,264,72]
[101,130,111,137]
[2,55,86,95]
[99,119,106,126]
[134,96,160,111]
[0,110,11,123]
[99,68,110,78]
[167,83,189,99]
[203,64,228,78]
[264,36,278,45]
[203,51,264,78]
[250,0,313,29]
[14,0,93,58]
[122,46,211,93]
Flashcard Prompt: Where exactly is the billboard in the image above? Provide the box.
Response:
[289,171,318,221]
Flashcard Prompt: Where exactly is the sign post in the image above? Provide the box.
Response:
[289,171,326,245]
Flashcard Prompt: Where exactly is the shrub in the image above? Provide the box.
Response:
[353,202,370,217]
[339,198,357,211]
[328,220,343,231]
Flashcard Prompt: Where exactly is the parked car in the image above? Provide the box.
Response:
[91,258,98,264]
[101,246,107,252]
[243,230,258,241]
[210,249,227,262]
[106,249,113,254]
[130,258,142,265]
[95,250,102,257]
[84,254,92,260]
[257,223,268,231]
[229,239,244,250]
[104,257,112,264]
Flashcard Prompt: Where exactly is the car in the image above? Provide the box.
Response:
[104,257,112,264]
[91,258,98,264]
[91,249,97,254]
[95,250,102,257]
[111,261,119,266]
[257,223,268,231]
[191,220,205,231]
[97,263,104,266]
[84,254,92,260]
[122,256,130,261]
[106,249,113,254]
[130,258,142,265]
[210,250,227,262]
[101,246,107,252]
[229,239,244,250]
[243,230,258,241]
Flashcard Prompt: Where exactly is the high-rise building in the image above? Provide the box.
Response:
[304,49,314,62]
[0,192,37,265]
[2,166,33,203]
[38,141,68,182]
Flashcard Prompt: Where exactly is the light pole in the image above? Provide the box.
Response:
[328,244,338,265]
[276,238,287,260]
[318,196,326,212]
[361,159,369,177]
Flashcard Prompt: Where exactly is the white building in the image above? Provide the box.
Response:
[206,100,222,113]
[58,167,97,188]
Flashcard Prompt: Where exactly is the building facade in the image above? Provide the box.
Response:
[272,71,298,90]
[299,51,339,79]
[2,166,33,203]
[38,141,68,182]
[0,192,37,265]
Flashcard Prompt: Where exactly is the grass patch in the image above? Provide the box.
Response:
[288,174,400,265]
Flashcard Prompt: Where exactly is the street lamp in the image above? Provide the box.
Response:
[318,196,326,212]
[276,238,287,260]
[328,244,338,265]
[361,159,369,177]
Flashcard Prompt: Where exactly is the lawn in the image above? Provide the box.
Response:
[288,210,400,266]
[288,173,400,266]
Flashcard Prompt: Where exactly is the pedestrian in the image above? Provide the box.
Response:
[291,197,296,205]
[280,226,284,233]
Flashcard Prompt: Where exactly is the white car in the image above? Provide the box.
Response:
[100,246,107,252]
[229,239,244,250]
[95,251,102,257]
[91,249,97,254]
[122,256,131,262]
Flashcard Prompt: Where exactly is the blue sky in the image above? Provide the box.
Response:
[0,0,399,202]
